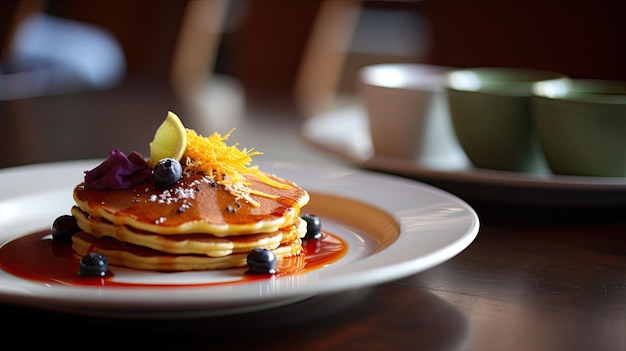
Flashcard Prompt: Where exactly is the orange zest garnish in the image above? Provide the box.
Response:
[181,128,290,207]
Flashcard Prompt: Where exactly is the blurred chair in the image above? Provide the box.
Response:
[170,0,229,97]
[294,0,429,118]
[294,0,361,118]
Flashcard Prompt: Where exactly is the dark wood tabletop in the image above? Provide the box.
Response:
[2,80,626,350]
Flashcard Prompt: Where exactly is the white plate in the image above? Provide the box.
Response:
[302,105,626,207]
[0,160,479,319]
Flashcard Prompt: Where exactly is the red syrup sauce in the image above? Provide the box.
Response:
[0,230,347,288]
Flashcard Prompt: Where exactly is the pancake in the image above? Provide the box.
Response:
[72,231,304,271]
[73,170,309,237]
[72,206,306,257]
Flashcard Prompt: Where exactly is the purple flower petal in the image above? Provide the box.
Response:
[84,149,151,190]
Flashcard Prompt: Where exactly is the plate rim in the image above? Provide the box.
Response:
[0,160,479,317]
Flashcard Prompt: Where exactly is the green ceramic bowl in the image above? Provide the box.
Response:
[446,67,565,172]
[533,79,626,177]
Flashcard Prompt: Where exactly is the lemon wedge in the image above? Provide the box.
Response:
[148,111,187,167]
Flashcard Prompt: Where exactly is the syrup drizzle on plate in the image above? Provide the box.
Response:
[0,230,347,288]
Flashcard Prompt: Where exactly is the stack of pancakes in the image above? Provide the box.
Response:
[71,170,310,271]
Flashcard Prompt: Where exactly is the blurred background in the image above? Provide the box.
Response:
[1,0,625,168]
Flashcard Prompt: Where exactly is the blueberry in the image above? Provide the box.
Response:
[247,248,277,274]
[79,252,109,277]
[301,213,322,240]
[153,158,183,187]
[51,215,80,242]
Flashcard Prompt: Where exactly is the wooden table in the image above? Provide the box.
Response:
[2,79,625,350]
